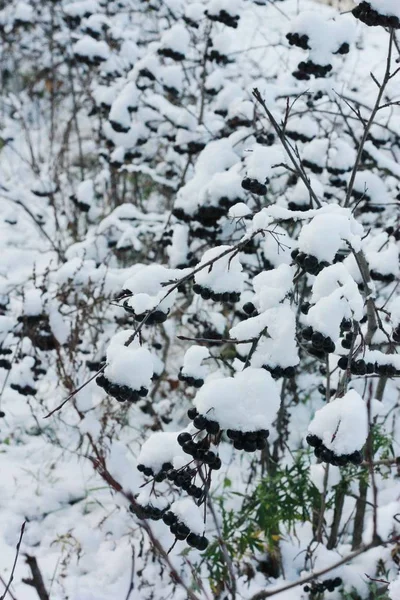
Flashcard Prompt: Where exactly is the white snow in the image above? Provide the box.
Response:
[308,390,368,455]
[351,171,391,205]
[194,368,280,432]
[303,139,329,169]
[355,0,400,19]
[159,24,190,56]
[73,36,110,62]
[328,138,357,172]
[228,203,252,219]
[137,431,184,474]
[287,115,319,141]
[298,205,364,262]
[253,264,294,312]
[244,145,279,183]
[122,265,182,314]
[194,245,244,294]
[287,177,324,208]
[64,0,100,18]
[238,305,299,369]
[23,288,43,316]
[76,179,95,209]
[289,12,355,65]
[207,0,242,17]
[105,333,153,390]
[181,345,210,379]
[175,138,240,215]
[170,498,205,535]
[368,242,399,277]
[389,576,400,600]
[308,263,364,338]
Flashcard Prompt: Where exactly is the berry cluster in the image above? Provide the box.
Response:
[304,577,342,595]
[187,316,224,346]
[341,318,352,332]
[183,15,199,29]
[353,2,400,29]
[263,364,296,379]
[70,193,91,212]
[96,374,148,402]
[242,302,258,318]
[189,410,220,435]
[386,226,400,242]
[341,330,354,350]
[108,119,129,134]
[137,461,173,482]
[370,270,395,283]
[10,383,37,396]
[256,132,275,146]
[122,301,169,325]
[318,384,336,399]
[227,429,269,452]
[301,60,332,78]
[291,249,329,275]
[302,327,335,354]
[178,368,204,388]
[300,302,311,315]
[192,283,240,303]
[191,224,222,242]
[17,314,58,351]
[178,431,222,470]
[206,9,239,28]
[286,32,309,49]
[193,204,225,227]
[86,358,106,372]
[241,177,267,196]
[286,129,313,144]
[32,358,46,379]
[208,48,230,65]
[158,47,185,61]
[174,140,206,156]
[133,503,167,521]
[293,61,332,81]
[335,42,350,55]
[167,466,203,499]
[302,156,325,175]
[162,511,209,550]
[337,356,399,377]
[330,176,346,189]
[227,115,252,129]
[73,51,106,67]
[306,435,363,466]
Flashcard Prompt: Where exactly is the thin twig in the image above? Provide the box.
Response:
[177,335,256,344]
[252,88,321,208]
[0,521,26,600]
[0,576,18,600]
[124,547,135,600]
[44,364,105,419]
[23,556,50,600]
[344,29,395,207]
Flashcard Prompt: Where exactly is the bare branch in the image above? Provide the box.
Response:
[0,521,26,600]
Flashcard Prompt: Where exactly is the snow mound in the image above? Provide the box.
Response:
[308,390,368,456]
[194,368,280,432]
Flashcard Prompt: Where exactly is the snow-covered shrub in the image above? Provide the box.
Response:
[0,0,400,598]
